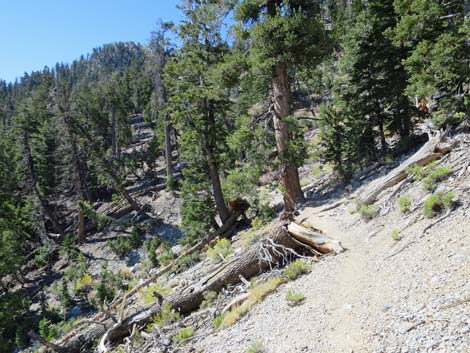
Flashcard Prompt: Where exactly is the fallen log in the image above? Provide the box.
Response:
[358,129,455,206]
[287,222,344,254]
[41,221,342,352]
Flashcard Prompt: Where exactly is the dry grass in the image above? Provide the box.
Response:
[219,277,286,328]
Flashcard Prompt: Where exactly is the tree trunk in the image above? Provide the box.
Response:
[71,118,141,212]
[358,128,455,206]
[378,119,387,156]
[207,147,229,224]
[52,220,342,353]
[164,114,173,184]
[22,131,63,237]
[206,101,230,224]
[64,116,88,244]
[272,62,305,212]
[111,109,117,160]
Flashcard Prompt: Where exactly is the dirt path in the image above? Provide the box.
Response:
[299,207,393,353]
[194,185,469,353]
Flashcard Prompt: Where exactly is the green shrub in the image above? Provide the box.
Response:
[139,282,170,304]
[108,228,143,258]
[391,229,401,241]
[78,200,112,230]
[207,238,233,264]
[246,340,264,353]
[283,260,311,280]
[213,313,225,328]
[172,326,194,344]
[60,234,78,261]
[95,266,123,305]
[442,191,456,208]
[34,244,50,267]
[423,193,442,218]
[398,195,411,214]
[144,237,162,268]
[422,166,452,191]
[406,165,425,180]
[176,251,200,270]
[200,291,218,309]
[39,318,61,341]
[146,303,180,331]
[359,204,379,220]
[423,191,455,218]
[156,242,175,267]
[285,290,305,305]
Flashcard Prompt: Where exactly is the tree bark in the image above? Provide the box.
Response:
[22,131,63,237]
[207,147,230,224]
[64,116,88,244]
[164,114,173,184]
[272,62,305,212]
[52,220,342,353]
[206,102,230,224]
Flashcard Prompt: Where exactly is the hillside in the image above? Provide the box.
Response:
[0,1,469,353]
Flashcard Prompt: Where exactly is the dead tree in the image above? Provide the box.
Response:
[42,220,342,353]
[358,128,456,206]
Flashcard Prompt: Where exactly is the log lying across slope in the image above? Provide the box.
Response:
[358,129,456,206]
[43,221,343,353]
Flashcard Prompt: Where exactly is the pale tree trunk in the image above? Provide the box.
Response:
[272,62,305,212]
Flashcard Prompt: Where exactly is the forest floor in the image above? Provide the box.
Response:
[193,140,470,353]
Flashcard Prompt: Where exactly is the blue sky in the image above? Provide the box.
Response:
[0,0,183,83]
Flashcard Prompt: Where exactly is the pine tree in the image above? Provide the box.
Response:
[390,0,469,126]
[319,0,413,177]
[147,21,176,187]
[235,0,327,212]
[165,0,233,239]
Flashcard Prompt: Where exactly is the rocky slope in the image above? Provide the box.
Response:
[191,135,470,353]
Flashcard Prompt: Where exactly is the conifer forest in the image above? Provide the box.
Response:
[0,1,469,352]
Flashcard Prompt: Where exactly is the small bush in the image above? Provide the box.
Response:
[285,290,305,305]
[157,243,176,266]
[139,282,170,304]
[398,195,411,214]
[74,273,94,292]
[213,313,225,328]
[283,259,311,280]
[172,326,194,344]
[359,204,379,221]
[176,251,200,270]
[200,291,218,309]
[442,191,456,209]
[34,244,50,267]
[406,165,425,180]
[422,166,452,191]
[144,237,162,268]
[79,200,111,230]
[39,318,61,341]
[246,340,264,353]
[423,193,441,218]
[423,191,455,218]
[146,303,180,331]
[391,230,401,241]
[108,229,142,258]
[207,238,233,264]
